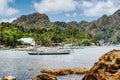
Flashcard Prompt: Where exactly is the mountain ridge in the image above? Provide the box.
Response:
[12,9,120,44]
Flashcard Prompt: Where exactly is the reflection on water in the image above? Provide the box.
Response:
[0,46,120,80]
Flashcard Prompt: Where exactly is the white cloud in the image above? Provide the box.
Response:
[80,0,120,17]
[80,1,93,8]
[0,0,19,16]
[34,0,120,17]
[65,12,77,17]
[65,13,70,17]
[72,12,77,17]
[34,0,78,13]
[0,18,16,23]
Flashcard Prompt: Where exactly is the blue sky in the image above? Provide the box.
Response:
[0,0,120,23]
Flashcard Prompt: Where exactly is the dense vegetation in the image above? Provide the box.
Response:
[0,22,98,46]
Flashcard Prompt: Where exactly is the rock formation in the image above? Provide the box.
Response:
[83,50,120,80]
[41,68,88,76]
[32,74,57,80]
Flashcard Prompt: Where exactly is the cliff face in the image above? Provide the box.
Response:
[95,9,120,26]
[112,9,120,22]
[83,50,120,80]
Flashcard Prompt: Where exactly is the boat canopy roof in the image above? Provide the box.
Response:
[18,37,35,46]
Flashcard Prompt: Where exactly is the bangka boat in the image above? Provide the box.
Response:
[28,51,70,55]
[27,48,71,55]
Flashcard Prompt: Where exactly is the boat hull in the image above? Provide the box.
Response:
[28,52,70,55]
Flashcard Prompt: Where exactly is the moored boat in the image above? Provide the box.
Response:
[27,47,71,55]
[28,51,70,55]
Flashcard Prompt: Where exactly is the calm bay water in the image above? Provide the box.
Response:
[0,46,120,80]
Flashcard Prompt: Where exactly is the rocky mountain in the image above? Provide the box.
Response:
[64,9,120,44]
[87,9,120,44]
[112,9,120,22]
[13,9,120,44]
[13,12,56,28]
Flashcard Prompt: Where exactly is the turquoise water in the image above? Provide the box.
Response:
[0,46,120,80]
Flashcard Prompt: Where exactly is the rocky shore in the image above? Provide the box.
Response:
[41,68,88,76]
[32,68,88,80]
[83,49,120,80]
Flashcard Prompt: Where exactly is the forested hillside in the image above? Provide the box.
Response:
[0,22,97,46]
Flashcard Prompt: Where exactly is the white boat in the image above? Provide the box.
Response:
[27,47,72,55]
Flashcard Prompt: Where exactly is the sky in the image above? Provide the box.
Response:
[0,0,120,23]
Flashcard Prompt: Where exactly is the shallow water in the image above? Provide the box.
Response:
[0,46,120,80]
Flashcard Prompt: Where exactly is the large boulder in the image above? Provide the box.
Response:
[83,50,120,80]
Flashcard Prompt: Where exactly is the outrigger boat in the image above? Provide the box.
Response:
[27,47,72,55]
[18,38,72,55]
[28,51,70,55]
